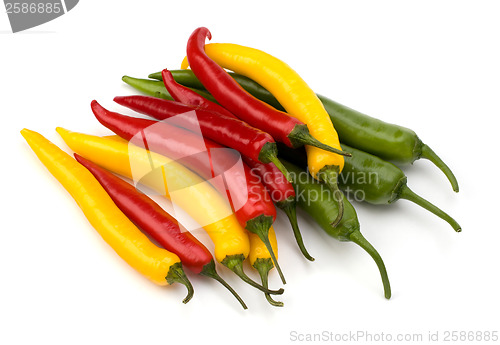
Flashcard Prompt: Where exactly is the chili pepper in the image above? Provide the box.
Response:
[183,27,350,159]
[122,75,218,103]
[185,38,348,225]
[309,97,459,192]
[56,128,284,296]
[154,67,459,192]
[74,153,247,309]
[279,144,461,232]
[248,228,283,307]
[91,100,286,284]
[161,69,234,118]
[243,156,314,262]
[21,129,194,303]
[113,95,291,180]
[282,159,391,299]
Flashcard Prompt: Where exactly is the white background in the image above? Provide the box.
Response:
[1,1,499,344]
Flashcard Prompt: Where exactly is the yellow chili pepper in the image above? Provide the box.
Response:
[248,227,283,307]
[21,128,193,303]
[56,128,284,296]
[181,42,346,225]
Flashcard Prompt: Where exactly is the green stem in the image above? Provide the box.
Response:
[288,124,352,157]
[221,254,284,295]
[398,184,462,232]
[349,231,391,299]
[277,199,315,261]
[420,143,459,193]
[258,142,292,182]
[165,262,194,304]
[268,156,292,183]
[318,165,344,227]
[253,258,284,307]
[199,260,247,310]
[246,215,286,284]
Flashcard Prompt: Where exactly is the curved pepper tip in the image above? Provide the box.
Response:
[161,69,173,82]
[90,100,105,115]
[197,26,212,41]
[20,128,31,136]
[55,126,68,135]
[113,96,126,104]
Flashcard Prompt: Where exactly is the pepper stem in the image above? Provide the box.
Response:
[398,184,461,232]
[259,142,292,182]
[165,262,194,304]
[253,258,284,307]
[277,198,315,261]
[199,259,247,310]
[221,254,284,295]
[318,165,344,227]
[246,215,286,284]
[420,143,459,192]
[288,124,352,157]
[349,231,391,299]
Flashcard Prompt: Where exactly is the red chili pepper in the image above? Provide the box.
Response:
[185,27,350,157]
[113,95,292,180]
[158,70,314,263]
[91,100,286,284]
[74,153,247,309]
[162,69,235,119]
[243,157,315,262]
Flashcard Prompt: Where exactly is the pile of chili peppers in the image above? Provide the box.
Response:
[22,27,461,308]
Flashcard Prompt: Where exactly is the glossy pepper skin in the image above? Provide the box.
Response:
[183,27,349,158]
[113,95,290,178]
[282,159,391,299]
[243,156,314,262]
[150,69,459,192]
[279,144,461,232]
[192,40,347,224]
[56,128,284,296]
[91,100,285,284]
[74,154,247,309]
[21,129,193,303]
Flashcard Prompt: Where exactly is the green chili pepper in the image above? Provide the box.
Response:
[122,75,217,103]
[149,70,459,192]
[279,144,461,232]
[282,159,391,299]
